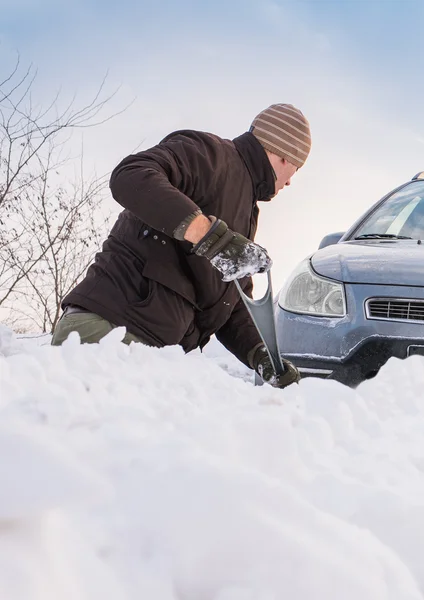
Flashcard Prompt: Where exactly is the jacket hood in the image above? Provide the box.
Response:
[232,132,276,201]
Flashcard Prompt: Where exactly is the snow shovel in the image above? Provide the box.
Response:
[234,270,286,383]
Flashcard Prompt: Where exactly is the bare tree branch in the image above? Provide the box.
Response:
[0,55,130,332]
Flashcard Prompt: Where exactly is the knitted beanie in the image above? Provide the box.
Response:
[250,103,311,168]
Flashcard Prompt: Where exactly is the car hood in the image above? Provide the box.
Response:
[311,240,424,286]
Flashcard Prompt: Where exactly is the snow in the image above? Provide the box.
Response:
[210,241,272,281]
[1,323,424,599]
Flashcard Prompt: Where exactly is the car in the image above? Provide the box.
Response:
[275,171,424,387]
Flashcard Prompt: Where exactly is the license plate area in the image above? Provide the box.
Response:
[407,345,424,357]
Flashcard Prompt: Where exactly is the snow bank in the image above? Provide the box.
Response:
[1,324,424,599]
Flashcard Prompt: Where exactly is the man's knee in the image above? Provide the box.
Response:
[51,312,114,345]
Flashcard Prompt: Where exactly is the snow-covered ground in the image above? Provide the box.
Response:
[1,324,424,599]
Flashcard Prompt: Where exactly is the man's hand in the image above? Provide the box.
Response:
[252,346,300,389]
[190,216,272,282]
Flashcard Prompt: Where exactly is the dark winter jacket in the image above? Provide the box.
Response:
[62,130,276,367]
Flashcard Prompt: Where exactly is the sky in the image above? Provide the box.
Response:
[1,0,423,292]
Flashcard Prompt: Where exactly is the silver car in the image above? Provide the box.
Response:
[275,171,424,387]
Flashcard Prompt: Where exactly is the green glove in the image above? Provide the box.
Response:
[252,345,301,389]
[192,216,272,282]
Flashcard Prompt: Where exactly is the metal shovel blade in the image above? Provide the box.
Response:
[235,271,286,377]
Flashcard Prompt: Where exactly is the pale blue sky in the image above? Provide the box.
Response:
[1,0,423,288]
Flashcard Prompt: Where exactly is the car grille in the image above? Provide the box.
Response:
[366,298,424,324]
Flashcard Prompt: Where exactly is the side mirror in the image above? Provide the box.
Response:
[318,232,345,250]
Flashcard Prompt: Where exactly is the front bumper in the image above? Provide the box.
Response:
[275,283,424,387]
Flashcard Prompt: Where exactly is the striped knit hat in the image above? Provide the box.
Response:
[250,104,311,169]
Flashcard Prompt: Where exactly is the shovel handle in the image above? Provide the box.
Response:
[235,271,286,376]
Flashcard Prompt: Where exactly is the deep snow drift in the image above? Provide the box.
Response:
[1,324,424,599]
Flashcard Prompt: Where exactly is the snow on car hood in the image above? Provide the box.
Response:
[311,240,424,286]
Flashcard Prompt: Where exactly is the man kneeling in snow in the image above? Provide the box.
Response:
[52,104,311,390]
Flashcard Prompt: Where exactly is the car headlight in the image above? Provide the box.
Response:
[278,259,346,317]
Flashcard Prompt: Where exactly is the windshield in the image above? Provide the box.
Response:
[353,181,424,240]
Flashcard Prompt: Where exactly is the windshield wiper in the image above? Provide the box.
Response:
[354,233,413,240]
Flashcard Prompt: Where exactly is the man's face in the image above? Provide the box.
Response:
[266,151,299,195]
[273,157,298,193]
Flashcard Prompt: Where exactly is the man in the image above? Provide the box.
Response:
[52,103,311,389]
